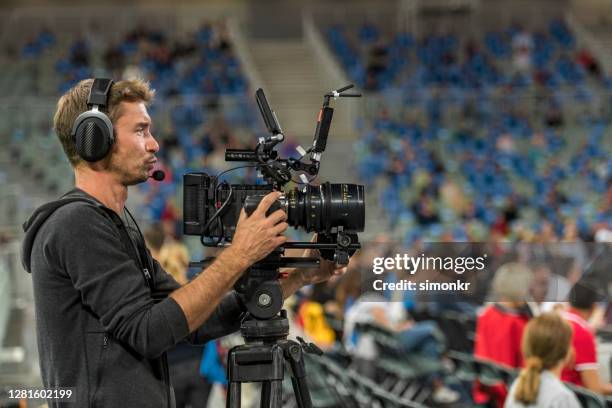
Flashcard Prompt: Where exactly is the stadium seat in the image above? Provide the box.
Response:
[305,353,429,408]
[564,382,606,408]
[447,351,479,382]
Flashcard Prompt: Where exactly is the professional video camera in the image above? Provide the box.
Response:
[181,86,365,408]
[183,85,365,315]
[183,85,364,262]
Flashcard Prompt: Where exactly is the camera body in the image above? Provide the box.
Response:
[183,172,365,244]
[183,173,278,242]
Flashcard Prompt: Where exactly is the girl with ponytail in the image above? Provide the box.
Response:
[505,313,580,408]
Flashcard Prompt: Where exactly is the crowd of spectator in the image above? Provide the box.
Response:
[324,19,612,246]
[318,19,611,406]
[327,19,603,91]
[302,235,611,406]
[135,207,612,407]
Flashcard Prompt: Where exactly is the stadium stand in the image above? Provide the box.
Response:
[326,18,612,244]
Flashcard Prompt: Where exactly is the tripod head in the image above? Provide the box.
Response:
[234,250,318,320]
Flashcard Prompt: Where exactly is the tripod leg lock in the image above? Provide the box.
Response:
[296,336,324,356]
[280,340,308,378]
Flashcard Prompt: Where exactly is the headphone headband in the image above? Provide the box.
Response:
[87,78,114,108]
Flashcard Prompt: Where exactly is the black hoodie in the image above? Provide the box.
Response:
[22,188,244,407]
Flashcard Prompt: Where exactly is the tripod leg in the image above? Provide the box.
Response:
[263,379,283,408]
[260,381,271,408]
[282,341,313,408]
[259,379,283,408]
[227,381,241,408]
[291,375,312,408]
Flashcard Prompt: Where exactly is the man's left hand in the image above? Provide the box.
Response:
[299,234,348,285]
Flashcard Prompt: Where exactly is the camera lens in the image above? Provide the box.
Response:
[285,183,365,233]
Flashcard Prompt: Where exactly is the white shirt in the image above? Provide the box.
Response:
[504,370,581,408]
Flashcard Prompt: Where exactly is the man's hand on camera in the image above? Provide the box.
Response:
[170,191,288,332]
[279,234,347,299]
[230,191,288,267]
[300,234,347,285]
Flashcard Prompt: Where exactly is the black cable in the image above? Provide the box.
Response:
[201,182,232,241]
[124,206,146,246]
[214,182,230,245]
[198,160,316,246]
[123,206,155,288]
[199,164,261,246]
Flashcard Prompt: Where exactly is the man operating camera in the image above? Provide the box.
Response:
[21,78,344,407]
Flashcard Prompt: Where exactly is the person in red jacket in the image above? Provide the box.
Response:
[474,262,533,407]
[561,281,612,395]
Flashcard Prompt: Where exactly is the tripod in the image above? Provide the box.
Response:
[226,310,320,408]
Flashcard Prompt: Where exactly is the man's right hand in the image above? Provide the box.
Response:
[230,191,288,267]
[171,191,288,332]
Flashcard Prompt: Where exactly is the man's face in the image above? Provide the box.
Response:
[107,101,159,186]
[530,266,551,302]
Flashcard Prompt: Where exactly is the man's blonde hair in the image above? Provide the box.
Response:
[53,78,155,167]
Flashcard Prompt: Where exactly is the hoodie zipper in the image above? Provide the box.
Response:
[91,333,109,408]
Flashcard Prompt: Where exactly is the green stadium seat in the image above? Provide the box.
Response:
[447,350,478,382]
[564,382,606,408]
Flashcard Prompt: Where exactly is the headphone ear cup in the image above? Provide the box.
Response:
[74,116,114,162]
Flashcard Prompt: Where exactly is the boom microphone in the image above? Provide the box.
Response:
[149,170,165,181]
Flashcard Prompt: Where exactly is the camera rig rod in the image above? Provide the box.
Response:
[310,84,362,164]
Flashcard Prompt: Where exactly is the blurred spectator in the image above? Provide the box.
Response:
[343,290,460,404]
[160,198,181,241]
[537,220,558,243]
[70,37,90,67]
[474,263,533,407]
[338,252,461,405]
[505,313,580,408]
[103,43,125,77]
[297,300,336,349]
[529,263,571,313]
[413,193,440,226]
[556,218,587,282]
[561,282,612,395]
[576,49,600,77]
[123,58,146,81]
[512,27,533,74]
[158,241,190,285]
[158,241,213,407]
[143,222,166,261]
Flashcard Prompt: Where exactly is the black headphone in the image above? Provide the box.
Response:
[71,78,115,162]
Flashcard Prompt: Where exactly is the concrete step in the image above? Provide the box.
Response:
[248,35,356,140]
[250,39,350,140]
